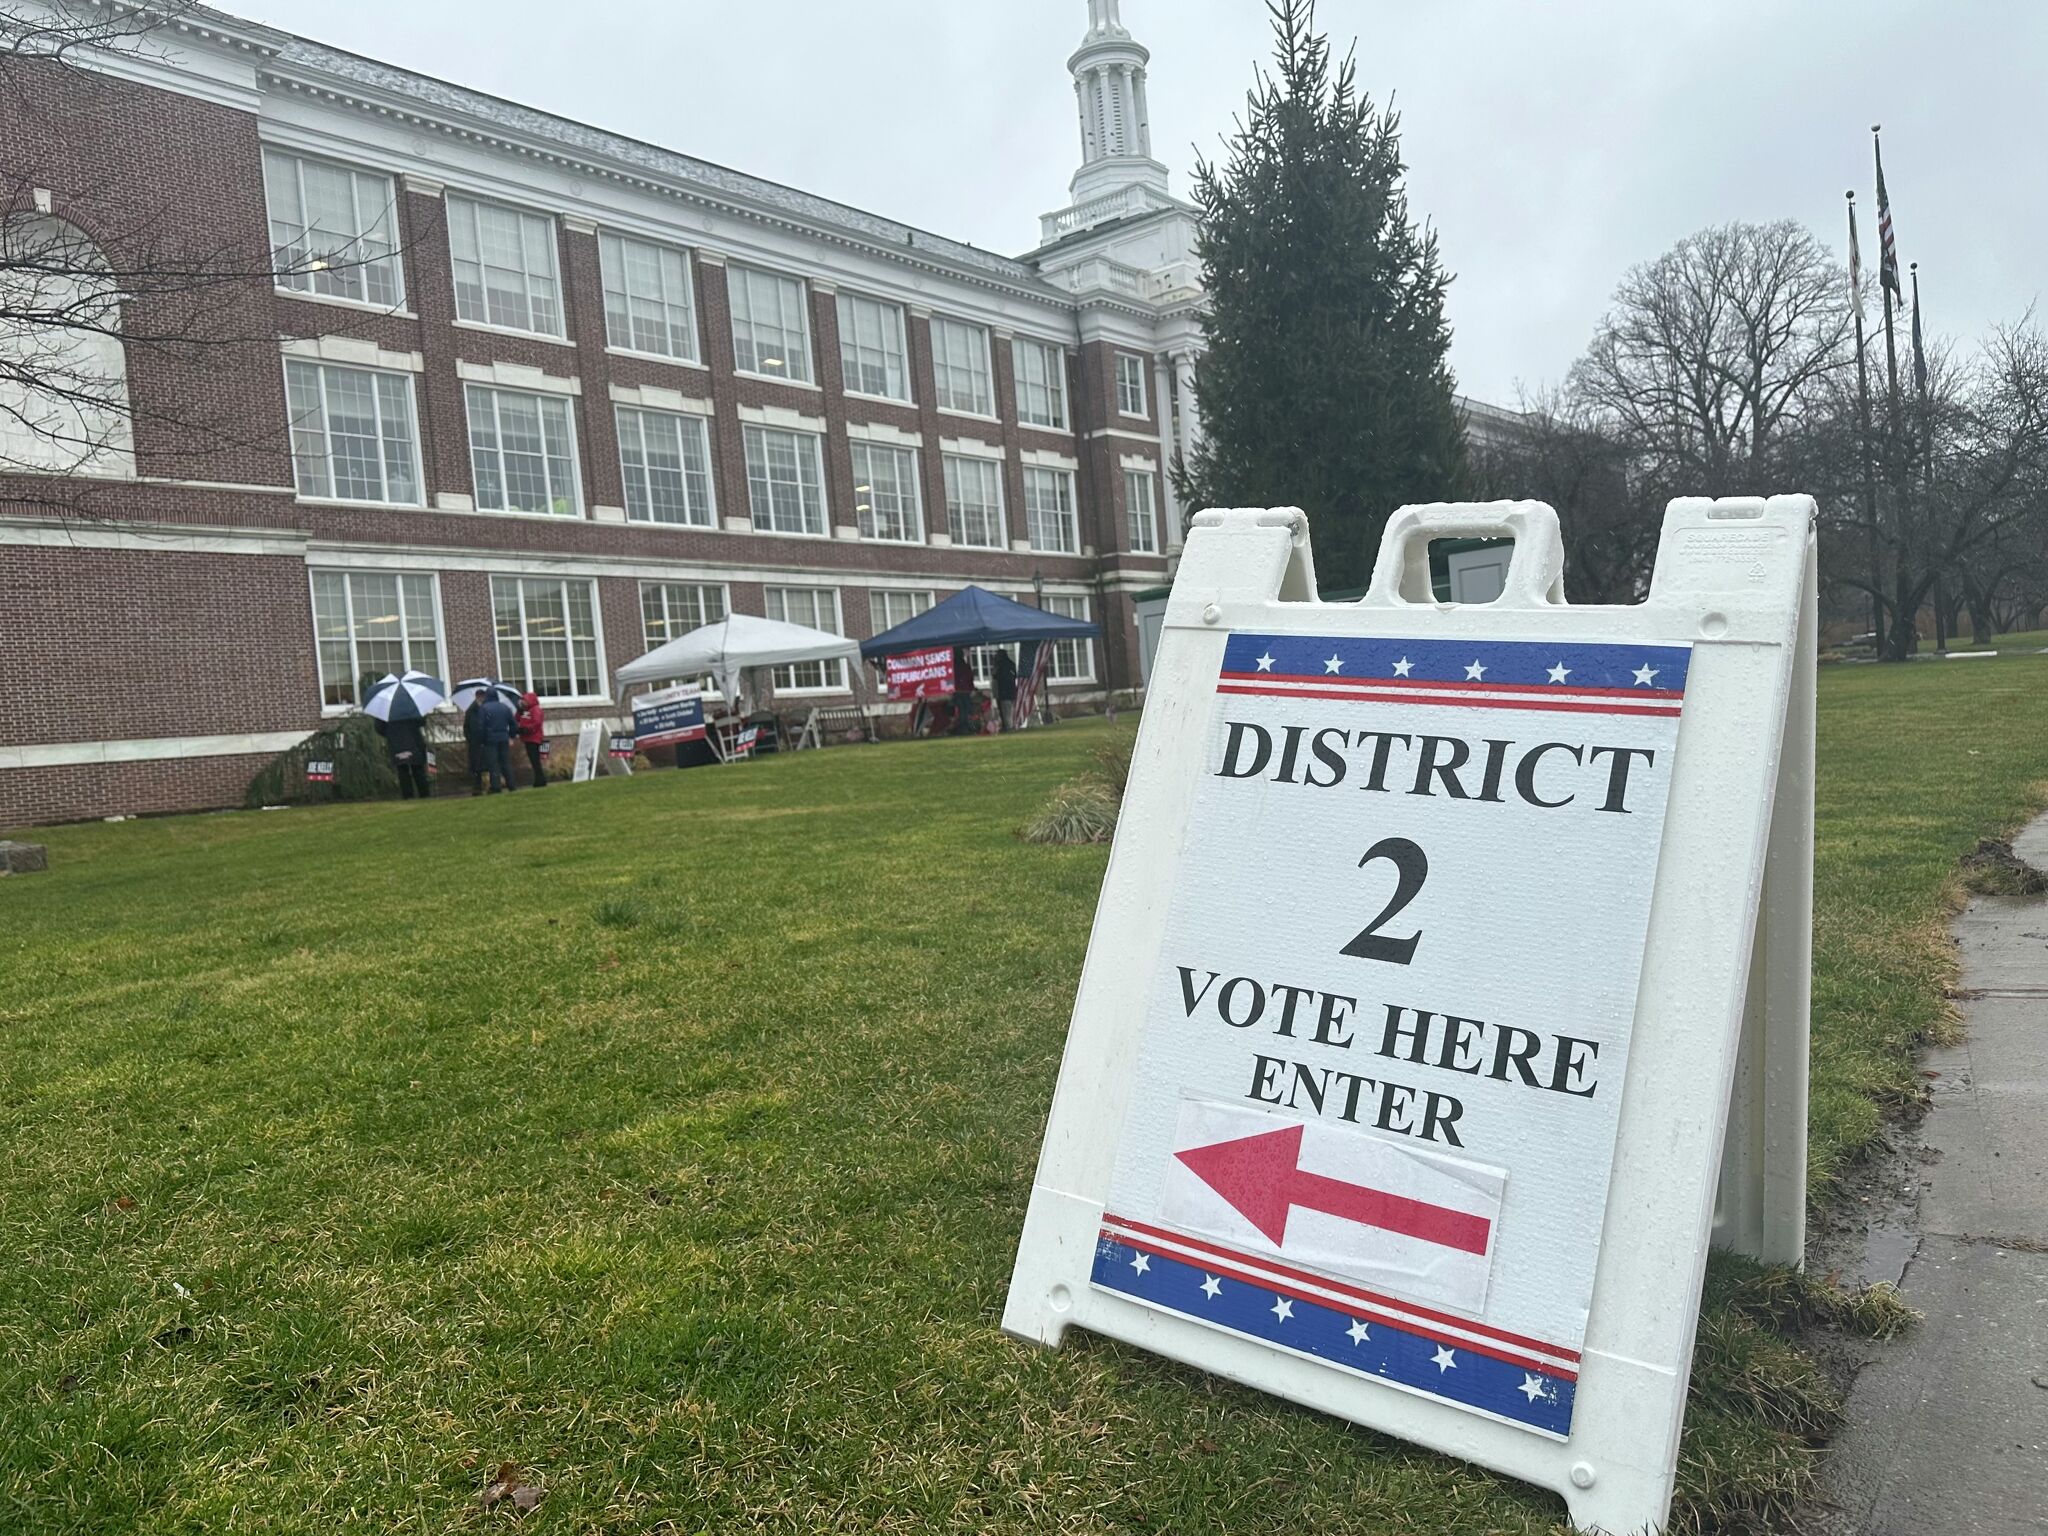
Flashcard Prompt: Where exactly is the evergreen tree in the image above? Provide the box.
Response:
[1177,0,1466,589]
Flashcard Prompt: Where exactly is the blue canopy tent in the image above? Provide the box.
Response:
[860,585,1099,731]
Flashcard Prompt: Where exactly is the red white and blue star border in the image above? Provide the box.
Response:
[1092,1214,1579,1438]
[1218,634,1691,718]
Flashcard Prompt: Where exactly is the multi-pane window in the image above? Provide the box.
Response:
[849,440,922,543]
[616,405,714,526]
[599,233,696,360]
[262,149,403,308]
[1124,466,1159,553]
[869,588,933,635]
[1023,465,1078,554]
[763,586,845,691]
[728,264,812,381]
[467,385,580,516]
[1013,338,1066,429]
[492,576,604,699]
[942,454,1006,549]
[640,581,726,648]
[1116,352,1149,416]
[1044,595,1094,682]
[930,316,992,416]
[836,292,908,400]
[742,424,827,535]
[639,580,728,694]
[447,194,561,336]
[309,570,442,708]
[285,359,421,505]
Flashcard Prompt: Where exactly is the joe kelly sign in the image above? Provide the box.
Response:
[1092,630,1689,1440]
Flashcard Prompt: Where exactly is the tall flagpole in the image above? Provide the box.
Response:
[1874,125,1908,655]
[1848,191,1882,647]
[1910,261,1942,648]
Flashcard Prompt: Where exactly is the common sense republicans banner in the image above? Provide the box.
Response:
[885,647,955,700]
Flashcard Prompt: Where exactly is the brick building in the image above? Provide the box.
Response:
[1,0,1231,824]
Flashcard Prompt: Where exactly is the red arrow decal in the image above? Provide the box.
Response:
[1174,1123,1492,1255]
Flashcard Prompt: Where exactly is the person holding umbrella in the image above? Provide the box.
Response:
[475,686,520,793]
[452,679,520,795]
[364,669,448,800]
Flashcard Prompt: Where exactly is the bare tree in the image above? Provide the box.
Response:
[1,3,402,515]
[1570,221,1854,498]
[1468,388,1657,602]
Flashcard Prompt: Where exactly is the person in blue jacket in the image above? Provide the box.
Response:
[475,690,520,793]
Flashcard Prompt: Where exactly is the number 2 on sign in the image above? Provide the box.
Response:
[1341,837,1427,965]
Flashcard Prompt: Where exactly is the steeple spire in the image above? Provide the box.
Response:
[1065,0,1166,204]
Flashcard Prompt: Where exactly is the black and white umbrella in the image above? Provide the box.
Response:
[450,677,521,712]
[363,670,448,722]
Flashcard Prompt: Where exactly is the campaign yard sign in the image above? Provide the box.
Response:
[633,683,707,748]
[1093,632,1687,1439]
[1005,498,1818,1535]
[885,646,955,700]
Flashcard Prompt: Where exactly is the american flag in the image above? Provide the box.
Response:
[1875,135,1901,296]
[1011,641,1052,728]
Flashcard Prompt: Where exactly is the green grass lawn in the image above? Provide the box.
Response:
[2,656,2044,1535]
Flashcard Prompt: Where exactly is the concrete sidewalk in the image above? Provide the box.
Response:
[1817,814,2048,1534]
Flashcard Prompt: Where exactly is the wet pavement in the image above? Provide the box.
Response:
[1815,814,2048,1535]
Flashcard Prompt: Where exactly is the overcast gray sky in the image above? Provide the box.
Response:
[234,0,2046,407]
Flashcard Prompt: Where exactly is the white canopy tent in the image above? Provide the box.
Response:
[615,613,865,715]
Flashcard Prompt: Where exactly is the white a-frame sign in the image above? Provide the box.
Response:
[1005,497,1816,1535]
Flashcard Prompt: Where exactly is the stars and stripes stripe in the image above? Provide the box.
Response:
[1217,635,1690,719]
[1092,1217,1577,1438]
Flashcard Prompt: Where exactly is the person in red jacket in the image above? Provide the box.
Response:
[516,691,549,788]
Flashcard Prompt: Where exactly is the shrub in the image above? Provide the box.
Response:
[243,715,398,807]
[1022,781,1120,845]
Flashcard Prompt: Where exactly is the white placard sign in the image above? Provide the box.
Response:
[1101,626,1688,1438]
[1006,498,1816,1535]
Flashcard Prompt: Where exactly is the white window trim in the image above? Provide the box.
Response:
[275,287,418,321]
[638,579,732,692]
[465,384,585,518]
[1022,465,1080,556]
[1013,336,1068,431]
[727,261,816,386]
[263,146,407,312]
[844,420,922,448]
[455,358,581,395]
[491,573,610,705]
[1117,352,1150,419]
[762,585,847,694]
[445,192,565,340]
[609,382,714,415]
[309,567,448,714]
[849,440,925,546]
[941,452,1009,551]
[281,335,423,373]
[836,290,914,405]
[616,404,718,529]
[1044,596,1097,684]
[598,229,700,364]
[452,316,578,349]
[1123,465,1159,554]
[282,356,427,509]
[742,423,832,540]
[604,345,710,372]
[938,435,1005,461]
[930,315,998,421]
